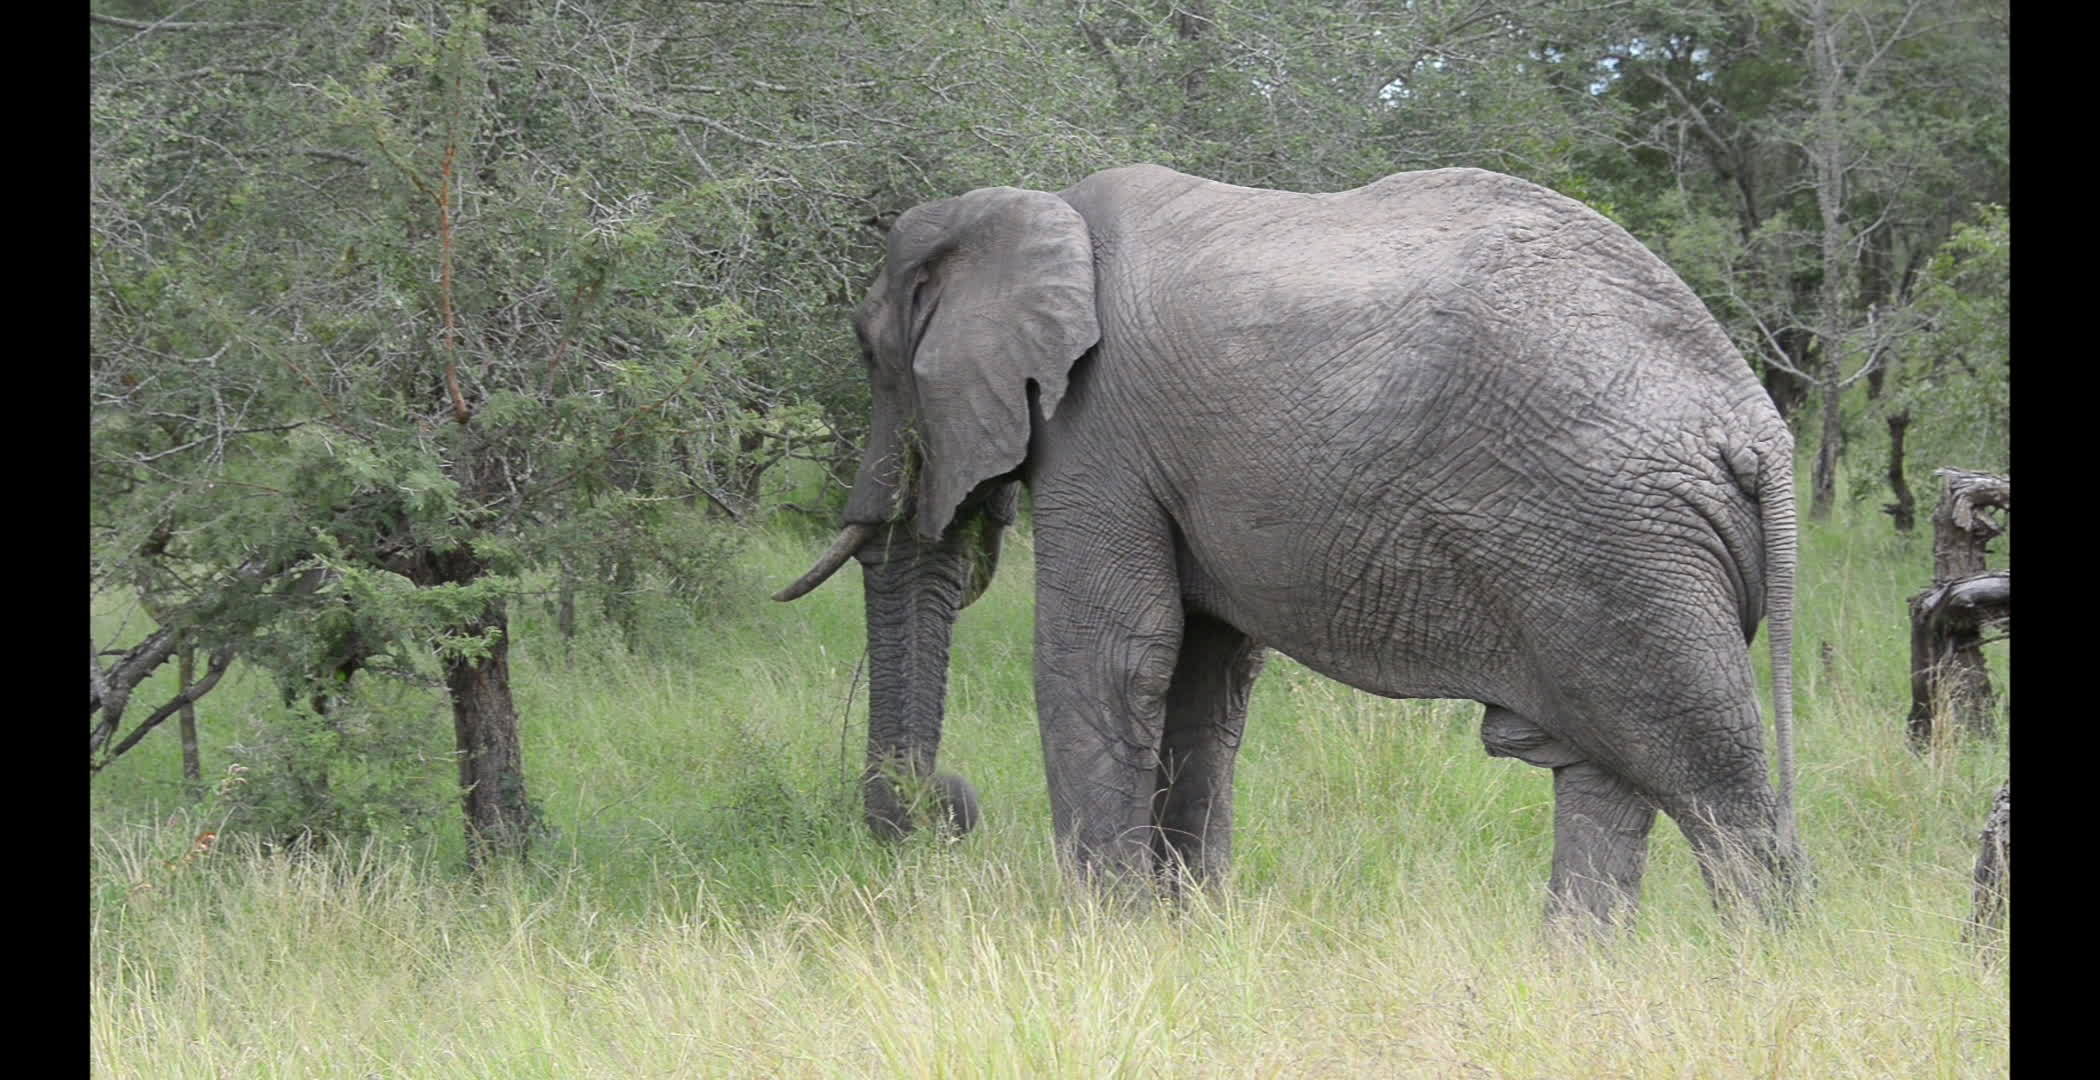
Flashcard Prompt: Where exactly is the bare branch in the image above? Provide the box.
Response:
[702,489,745,521]
[91,646,237,774]
[88,638,114,716]
[89,626,181,759]
[133,423,307,465]
[90,627,179,722]
[299,148,370,168]
[123,65,277,83]
[669,79,876,94]
[90,13,285,32]
[626,102,858,151]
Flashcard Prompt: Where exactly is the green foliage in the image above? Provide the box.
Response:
[219,690,457,846]
[1888,205,2010,473]
[1832,203,2009,513]
[93,0,2006,851]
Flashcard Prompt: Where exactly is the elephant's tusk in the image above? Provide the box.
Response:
[773,523,878,602]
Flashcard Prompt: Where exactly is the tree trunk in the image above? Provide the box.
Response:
[1762,330,1813,421]
[1905,572,2006,747]
[604,552,639,649]
[446,598,535,868]
[1904,470,2008,749]
[1808,0,1845,521]
[1883,410,1915,532]
[178,641,202,795]
[1811,374,1842,520]
[1859,218,1894,400]
[1174,0,1214,124]
[1964,781,2010,941]
[555,558,577,643]
[398,491,537,867]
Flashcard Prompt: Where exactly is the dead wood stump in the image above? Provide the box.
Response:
[1905,470,2008,749]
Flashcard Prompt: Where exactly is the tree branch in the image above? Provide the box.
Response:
[90,627,179,723]
[299,148,370,168]
[134,423,306,464]
[626,102,857,151]
[90,13,285,32]
[91,646,237,774]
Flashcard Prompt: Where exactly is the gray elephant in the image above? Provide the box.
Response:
[777,164,1801,926]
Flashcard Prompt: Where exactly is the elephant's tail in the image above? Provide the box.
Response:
[1762,444,1799,859]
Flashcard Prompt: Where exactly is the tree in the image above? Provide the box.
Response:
[1547,0,2005,509]
[1875,204,2008,476]
[92,0,756,861]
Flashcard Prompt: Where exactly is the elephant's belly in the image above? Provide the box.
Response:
[1179,532,1529,705]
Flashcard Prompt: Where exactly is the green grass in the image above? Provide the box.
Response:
[90,495,2009,1077]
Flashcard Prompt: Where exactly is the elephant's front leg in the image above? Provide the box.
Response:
[1153,614,1265,888]
[1032,534,1185,887]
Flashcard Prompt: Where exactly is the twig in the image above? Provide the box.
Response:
[135,423,306,464]
[539,280,601,397]
[838,652,865,799]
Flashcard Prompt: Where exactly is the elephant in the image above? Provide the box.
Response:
[776,164,1802,927]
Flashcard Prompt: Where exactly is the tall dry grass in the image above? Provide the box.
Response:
[91,497,2008,1077]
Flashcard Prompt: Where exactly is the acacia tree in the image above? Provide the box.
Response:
[91,1,758,861]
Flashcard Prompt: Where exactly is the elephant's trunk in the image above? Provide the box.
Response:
[858,523,981,838]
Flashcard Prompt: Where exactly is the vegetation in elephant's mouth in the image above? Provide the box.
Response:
[887,428,924,527]
[92,516,2005,1077]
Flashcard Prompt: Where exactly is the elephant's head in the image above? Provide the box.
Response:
[775,187,1100,840]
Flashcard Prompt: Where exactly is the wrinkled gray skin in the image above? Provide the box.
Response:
[778,165,1802,928]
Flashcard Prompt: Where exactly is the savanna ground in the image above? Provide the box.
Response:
[89,480,2008,1078]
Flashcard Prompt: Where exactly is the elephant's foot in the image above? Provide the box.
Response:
[864,768,981,840]
[1679,814,1807,927]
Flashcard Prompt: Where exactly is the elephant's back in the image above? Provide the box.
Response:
[1067,163,1757,400]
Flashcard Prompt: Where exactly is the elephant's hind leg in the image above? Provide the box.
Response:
[1152,614,1266,888]
[1484,704,1658,929]
[1548,760,1658,930]
[1530,611,1792,923]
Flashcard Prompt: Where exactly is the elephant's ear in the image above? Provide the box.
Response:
[887,187,1098,542]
